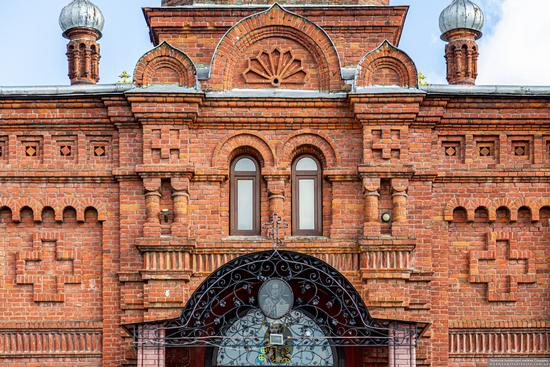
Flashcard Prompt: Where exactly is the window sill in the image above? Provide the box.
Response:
[223,236,270,242]
[285,236,330,242]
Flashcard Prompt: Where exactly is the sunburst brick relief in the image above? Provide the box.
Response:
[243,48,307,88]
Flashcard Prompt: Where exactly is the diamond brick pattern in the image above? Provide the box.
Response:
[25,145,37,157]
[445,146,456,157]
[93,145,106,157]
[479,146,491,157]
[60,145,72,157]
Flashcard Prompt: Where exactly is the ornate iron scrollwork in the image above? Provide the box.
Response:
[132,250,419,352]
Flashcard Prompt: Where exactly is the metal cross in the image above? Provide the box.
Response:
[117,71,132,84]
[263,213,288,249]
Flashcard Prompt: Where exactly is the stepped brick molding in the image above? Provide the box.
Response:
[16,232,82,303]
[469,232,536,302]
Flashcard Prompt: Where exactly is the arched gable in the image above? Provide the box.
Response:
[134,42,197,88]
[209,4,344,92]
[356,40,418,89]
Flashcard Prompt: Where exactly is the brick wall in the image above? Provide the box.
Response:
[1,2,549,367]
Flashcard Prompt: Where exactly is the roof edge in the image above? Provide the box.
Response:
[2,84,550,98]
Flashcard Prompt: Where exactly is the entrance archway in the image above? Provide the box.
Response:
[129,250,423,367]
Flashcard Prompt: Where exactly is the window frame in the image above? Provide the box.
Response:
[230,156,261,236]
[292,155,322,236]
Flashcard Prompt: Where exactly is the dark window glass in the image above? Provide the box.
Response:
[292,155,322,236]
[231,156,260,235]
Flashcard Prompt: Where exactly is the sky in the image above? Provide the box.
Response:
[0,0,549,86]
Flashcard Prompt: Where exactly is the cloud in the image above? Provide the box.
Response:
[477,0,550,85]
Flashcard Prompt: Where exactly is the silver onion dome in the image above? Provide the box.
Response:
[59,0,105,39]
[439,0,484,38]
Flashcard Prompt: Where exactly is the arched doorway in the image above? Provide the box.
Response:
[130,250,423,367]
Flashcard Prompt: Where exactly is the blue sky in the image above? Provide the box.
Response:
[0,0,548,86]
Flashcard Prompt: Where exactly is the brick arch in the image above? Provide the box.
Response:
[15,199,42,222]
[57,198,80,222]
[212,132,275,170]
[40,200,62,221]
[493,197,514,221]
[209,4,344,92]
[0,198,18,221]
[511,199,538,222]
[279,132,339,168]
[79,199,107,222]
[134,42,197,88]
[355,40,418,88]
[509,199,537,222]
[444,198,474,222]
[471,198,496,222]
[535,198,550,219]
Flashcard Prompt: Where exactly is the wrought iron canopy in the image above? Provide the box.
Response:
[130,250,422,349]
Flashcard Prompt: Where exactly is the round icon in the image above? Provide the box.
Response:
[258,279,294,319]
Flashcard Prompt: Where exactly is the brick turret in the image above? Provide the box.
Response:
[439,0,484,85]
[59,0,104,85]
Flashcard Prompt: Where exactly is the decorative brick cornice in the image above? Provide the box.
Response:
[449,327,550,357]
[0,329,102,358]
[349,94,424,122]
[449,320,550,329]
[444,196,548,222]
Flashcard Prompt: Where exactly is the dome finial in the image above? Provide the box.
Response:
[439,0,484,40]
[59,0,105,40]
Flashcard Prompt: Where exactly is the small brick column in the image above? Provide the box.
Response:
[388,323,416,367]
[137,325,165,367]
[144,178,162,237]
[171,176,190,237]
[391,178,409,237]
[362,177,380,237]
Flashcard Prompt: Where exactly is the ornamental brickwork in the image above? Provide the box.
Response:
[0,1,549,367]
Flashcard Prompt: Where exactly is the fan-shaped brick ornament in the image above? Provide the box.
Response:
[243,48,307,87]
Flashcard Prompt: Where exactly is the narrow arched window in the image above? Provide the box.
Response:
[230,156,260,236]
[292,155,322,236]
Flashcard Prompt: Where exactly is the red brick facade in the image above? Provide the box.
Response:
[0,1,549,367]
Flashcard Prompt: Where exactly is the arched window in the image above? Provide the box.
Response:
[292,156,322,236]
[231,156,260,235]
